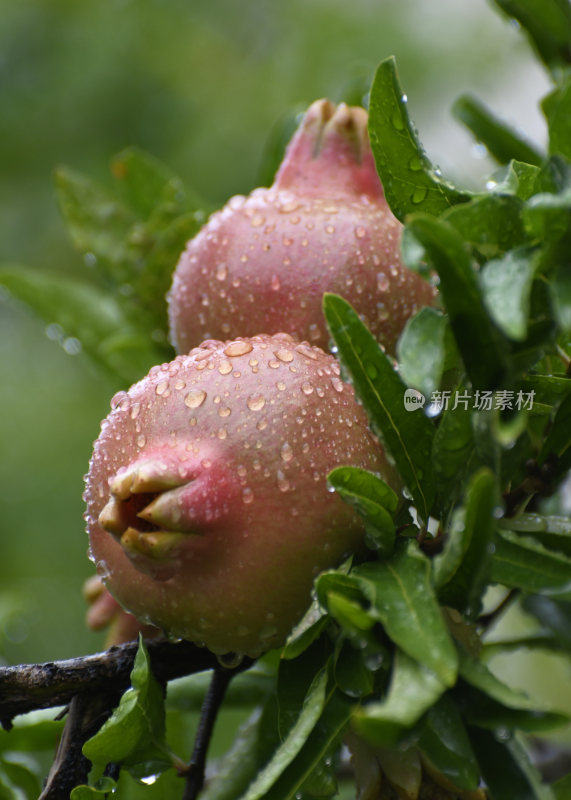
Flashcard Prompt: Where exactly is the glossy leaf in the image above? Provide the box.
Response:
[323,293,435,521]
[452,94,543,166]
[433,468,497,618]
[551,263,571,332]
[431,398,476,513]
[479,248,538,341]
[82,638,174,779]
[353,650,446,746]
[353,540,458,685]
[327,466,398,555]
[543,77,571,160]
[521,596,571,648]
[416,694,481,791]
[111,146,187,219]
[468,726,554,800]
[368,57,470,221]
[406,214,507,390]
[397,307,459,399]
[500,513,571,558]
[491,530,571,600]
[71,779,118,799]
[443,192,527,258]
[539,385,571,464]
[494,0,571,76]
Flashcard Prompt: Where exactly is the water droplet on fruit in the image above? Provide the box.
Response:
[277,470,290,492]
[185,389,207,409]
[281,442,293,462]
[218,406,232,417]
[325,224,335,234]
[251,214,265,227]
[224,341,253,357]
[247,394,266,411]
[155,380,169,396]
[377,272,389,292]
[216,264,228,281]
[301,382,314,395]
[271,274,281,290]
[218,360,233,375]
[242,487,254,504]
[355,226,367,239]
[275,348,294,363]
[308,323,320,341]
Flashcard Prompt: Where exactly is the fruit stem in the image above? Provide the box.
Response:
[181,665,235,800]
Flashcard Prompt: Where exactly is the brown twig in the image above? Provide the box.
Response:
[181,666,235,800]
[0,639,230,731]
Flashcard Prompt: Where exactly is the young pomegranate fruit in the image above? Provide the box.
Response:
[168,99,436,356]
[85,334,395,657]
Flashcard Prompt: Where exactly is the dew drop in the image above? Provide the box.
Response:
[331,377,344,393]
[409,155,422,171]
[275,348,294,363]
[280,442,294,462]
[277,470,290,492]
[242,487,254,504]
[377,272,389,292]
[251,214,265,227]
[218,406,232,417]
[217,428,227,440]
[130,403,141,420]
[308,323,320,341]
[224,341,253,357]
[271,274,281,291]
[301,382,314,395]
[354,225,367,239]
[325,224,335,234]
[411,186,428,204]
[184,389,207,409]
[215,264,228,281]
[155,380,169,396]
[247,394,266,411]
[137,434,146,448]
[216,360,233,376]
[391,110,405,131]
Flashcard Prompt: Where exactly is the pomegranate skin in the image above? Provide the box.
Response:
[85,334,395,657]
[168,99,436,356]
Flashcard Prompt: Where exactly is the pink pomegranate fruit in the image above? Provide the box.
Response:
[168,99,436,356]
[85,334,395,656]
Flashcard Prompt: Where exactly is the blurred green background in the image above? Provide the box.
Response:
[0,0,557,692]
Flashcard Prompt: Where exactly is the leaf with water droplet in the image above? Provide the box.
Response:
[327,466,398,555]
[433,468,498,619]
[368,56,470,221]
[491,530,571,601]
[324,293,435,522]
[397,307,460,400]
[82,637,178,780]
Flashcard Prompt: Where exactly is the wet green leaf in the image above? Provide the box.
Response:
[492,530,571,600]
[323,293,435,521]
[353,650,446,746]
[416,694,481,791]
[406,215,507,390]
[494,0,571,76]
[543,77,571,159]
[327,467,398,555]
[500,513,571,558]
[397,308,459,398]
[480,247,539,342]
[452,94,543,166]
[468,727,554,800]
[551,263,571,332]
[111,146,189,219]
[443,192,528,258]
[83,638,174,779]
[434,468,498,618]
[70,778,118,799]
[368,56,470,222]
[521,596,571,648]
[352,540,458,685]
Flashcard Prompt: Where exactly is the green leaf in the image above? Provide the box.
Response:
[238,668,330,800]
[416,694,481,791]
[494,0,571,75]
[480,247,539,342]
[70,778,118,799]
[111,146,187,219]
[431,397,476,513]
[452,94,543,166]
[521,595,571,648]
[327,467,398,555]
[523,186,571,242]
[491,530,571,600]
[552,773,571,800]
[0,755,42,800]
[551,263,571,332]
[350,540,458,685]
[543,77,571,160]
[406,215,507,390]
[283,599,330,661]
[55,166,135,285]
[334,639,375,700]
[500,513,571,558]
[468,727,554,800]
[433,468,498,618]
[397,308,459,398]
[353,650,446,746]
[539,388,571,465]
[83,637,174,779]
[368,56,470,222]
[323,293,435,521]
[490,160,542,201]
[443,192,528,259]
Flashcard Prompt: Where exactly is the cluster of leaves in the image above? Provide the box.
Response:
[1,1,570,798]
